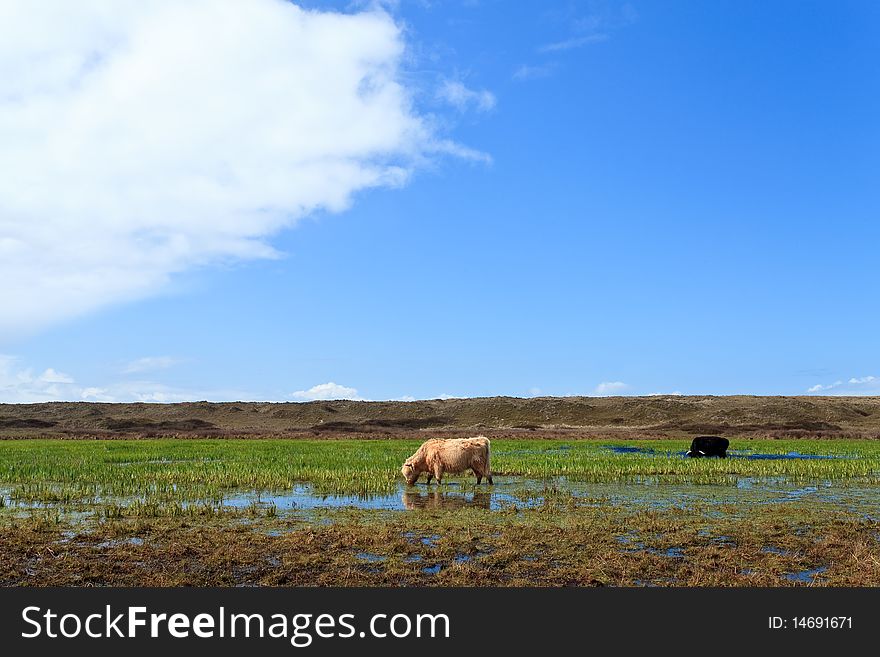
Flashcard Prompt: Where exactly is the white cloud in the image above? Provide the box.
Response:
[291,382,361,401]
[0,1,484,339]
[593,381,629,396]
[0,355,77,402]
[436,79,496,113]
[0,353,254,402]
[807,382,840,393]
[538,33,608,53]
[540,3,636,55]
[38,367,75,384]
[89,381,257,403]
[123,356,181,374]
[513,64,554,81]
[805,376,879,396]
[80,387,112,401]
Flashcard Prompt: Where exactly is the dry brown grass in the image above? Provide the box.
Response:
[2,395,880,441]
[3,500,877,587]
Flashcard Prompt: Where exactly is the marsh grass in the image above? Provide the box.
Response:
[2,438,877,587]
[2,496,877,587]
[0,439,878,511]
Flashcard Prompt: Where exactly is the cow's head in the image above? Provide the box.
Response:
[401,459,420,485]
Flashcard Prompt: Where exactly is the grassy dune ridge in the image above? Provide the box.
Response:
[2,395,880,439]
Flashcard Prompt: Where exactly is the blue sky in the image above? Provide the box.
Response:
[1,0,878,402]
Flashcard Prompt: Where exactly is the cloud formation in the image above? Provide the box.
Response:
[593,381,629,396]
[123,356,181,374]
[0,1,480,339]
[436,79,496,112]
[806,376,879,395]
[1,354,461,403]
[512,64,555,81]
[538,33,608,53]
[0,355,77,402]
[0,354,252,403]
[291,382,361,401]
[537,2,636,55]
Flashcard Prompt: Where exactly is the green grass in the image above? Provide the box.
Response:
[1,439,879,506]
[2,439,879,587]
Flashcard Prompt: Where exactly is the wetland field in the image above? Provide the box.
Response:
[1,438,879,587]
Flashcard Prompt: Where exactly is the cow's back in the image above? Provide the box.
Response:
[434,437,488,471]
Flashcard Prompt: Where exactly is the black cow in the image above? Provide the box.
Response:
[686,436,729,458]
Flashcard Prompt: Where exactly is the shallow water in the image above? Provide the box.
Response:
[205,475,879,514]
[96,537,144,549]
[785,566,827,583]
[602,445,845,460]
[218,486,521,511]
[3,476,879,516]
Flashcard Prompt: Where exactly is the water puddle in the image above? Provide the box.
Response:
[56,531,76,544]
[454,551,489,563]
[356,552,386,563]
[404,532,440,548]
[422,564,442,575]
[98,537,143,548]
[603,446,848,460]
[606,446,664,455]
[785,566,827,583]
[217,487,533,512]
[221,479,880,514]
[736,453,839,461]
[616,533,646,551]
[3,475,879,519]
[656,547,684,558]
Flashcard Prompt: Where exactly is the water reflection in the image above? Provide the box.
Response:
[402,490,491,510]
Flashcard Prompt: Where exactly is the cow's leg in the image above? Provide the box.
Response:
[433,464,443,484]
[475,474,482,485]
[425,474,433,484]
[488,474,493,485]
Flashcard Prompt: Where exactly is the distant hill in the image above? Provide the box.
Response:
[1,396,879,440]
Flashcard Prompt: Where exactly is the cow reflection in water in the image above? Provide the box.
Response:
[402,490,491,510]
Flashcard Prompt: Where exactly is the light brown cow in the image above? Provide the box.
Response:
[400,436,493,486]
